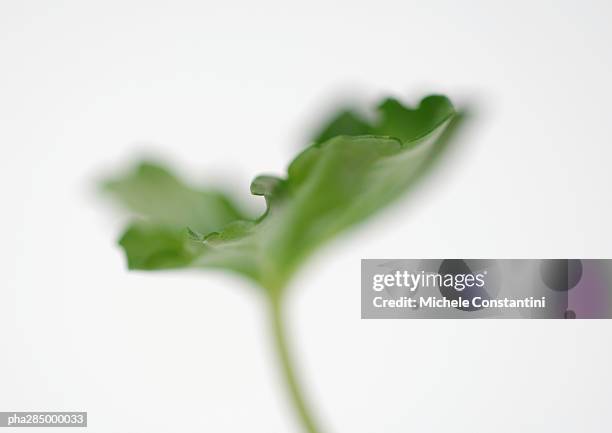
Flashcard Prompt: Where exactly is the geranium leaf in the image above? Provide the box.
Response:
[104,95,458,292]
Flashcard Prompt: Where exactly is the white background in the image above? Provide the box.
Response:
[1,1,611,432]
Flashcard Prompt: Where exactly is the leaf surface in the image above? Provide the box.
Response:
[104,95,457,290]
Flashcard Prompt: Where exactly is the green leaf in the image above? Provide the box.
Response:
[102,162,246,269]
[104,95,458,291]
[311,110,374,145]
[310,95,455,145]
[102,162,245,232]
[118,223,202,270]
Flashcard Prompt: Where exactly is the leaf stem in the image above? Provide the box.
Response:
[269,294,325,433]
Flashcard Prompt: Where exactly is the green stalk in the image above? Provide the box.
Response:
[269,294,325,433]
